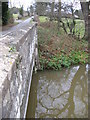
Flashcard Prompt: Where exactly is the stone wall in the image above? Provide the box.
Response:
[0,22,38,119]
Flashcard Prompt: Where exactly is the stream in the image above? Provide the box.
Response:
[26,64,88,118]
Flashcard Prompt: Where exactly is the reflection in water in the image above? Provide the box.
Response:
[26,65,88,118]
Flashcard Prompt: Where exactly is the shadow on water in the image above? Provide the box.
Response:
[26,64,88,118]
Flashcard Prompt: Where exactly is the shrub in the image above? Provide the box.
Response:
[2,2,8,25]
[19,6,23,16]
[2,2,14,25]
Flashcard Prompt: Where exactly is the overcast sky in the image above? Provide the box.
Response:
[9,0,81,10]
[9,0,35,10]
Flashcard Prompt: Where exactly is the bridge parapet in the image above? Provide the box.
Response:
[0,22,38,119]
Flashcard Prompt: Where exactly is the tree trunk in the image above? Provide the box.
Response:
[50,2,54,21]
[58,1,61,30]
[80,2,89,39]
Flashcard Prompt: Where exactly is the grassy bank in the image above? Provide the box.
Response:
[38,16,88,70]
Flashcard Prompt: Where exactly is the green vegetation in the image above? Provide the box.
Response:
[19,6,23,16]
[39,16,85,38]
[39,16,49,23]
[38,16,88,70]
[13,14,30,21]
[2,2,9,25]
[9,46,16,52]
[2,2,14,26]
[13,14,18,19]
[75,19,85,38]
[59,18,85,38]
[40,51,88,70]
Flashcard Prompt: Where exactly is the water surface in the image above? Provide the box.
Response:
[26,64,88,118]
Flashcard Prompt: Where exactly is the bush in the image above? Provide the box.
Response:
[2,2,8,25]
[2,2,14,25]
[19,6,23,16]
[8,10,14,24]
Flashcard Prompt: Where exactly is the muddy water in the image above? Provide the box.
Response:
[26,64,88,118]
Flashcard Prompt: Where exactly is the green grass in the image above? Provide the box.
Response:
[13,14,30,21]
[39,16,85,38]
[75,20,85,38]
[61,18,85,38]
[39,16,49,23]
[13,14,18,19]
